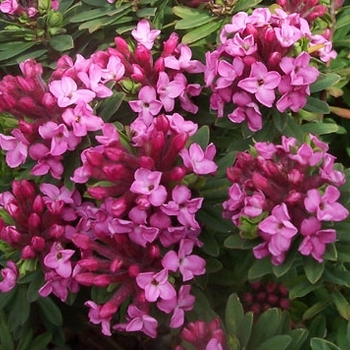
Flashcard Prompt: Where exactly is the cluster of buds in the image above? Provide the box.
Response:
[0,179,80,301]
[242,281,290,317]
[204,7,335,131]
[0,0,59,18]
[223,135,349,265]
[176,317,227,350]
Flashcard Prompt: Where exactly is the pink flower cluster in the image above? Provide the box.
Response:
[204,8,335,131]
[0,20,218,339]
[223,135,349,265]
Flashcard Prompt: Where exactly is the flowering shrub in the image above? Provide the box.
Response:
[0,0,350,349]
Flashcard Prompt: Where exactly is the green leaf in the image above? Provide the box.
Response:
[303,97,330,114]
[8,284,30,330]
[0,311,14,350]
[172,5,203,18]
[332,291,350,321]
[175,14,214,30]
[302,298,332,321]
[310,338,342,350]
[205,257,223,273]
[288,279,322,299]
[200,230,220,257]
[224,234,256,250]
[248,257,273,280]
[38,297,63,326]
[310,73,341,93]
[98,91,125,122]
[300,122,345,135]
[272,110,288,132]
[237,312,254,348]
[304,257,324,284]
[29,332,52,350]
[196,204,233,232]
[0,42,36,61]
[255,335,292,350]
[225,293,244,335]
[234,0,263,12]
[286,329,309,350]
[182,21,222,45]
[272,250,297,278]
[16,325,34,350]
[0,287,16,310]
[49,34,74,52]
[190,125,210,149]
[200,177,231,201]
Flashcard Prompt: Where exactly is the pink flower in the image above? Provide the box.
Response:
[157,72,186,112]
[257,203,298,263]
[100,55,125,83]
[216,57,244,89]
[304,186,349,221]
[0,261,18,293]
[85,301,112,336]
[238,62,281,107]
[162,239,206,281]
[0,0,18,14]
[39,121,81,156]
[274,22,303,47]
[298,216,336,262]
[49,76,96,107]
[129,86,162,124]
[161,185,203,228]
[130,168,167,207]
[114,304,158,338]
[43,242,75,278]
[136,269,176,302]
[180,143,217,175]
[62,102,104,137]
[0,129,29,168]
[131,19,161,50]
[157,285,195,328]
[40,183,74,214]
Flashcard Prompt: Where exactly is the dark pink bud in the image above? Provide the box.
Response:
[18,120,34,135]
[21,245,36,259]
[266,281,277,294]
[85,150,103,167]
[99,300,118,319]
[257,291,266,302]
[12,179,36,200]
[32,195,45,214]
[114,37,131,58]
[252,172,270,192]
[267,294,279,305]
[49,224,65,239]
[72,234,91,250]
[17,76,36,92]
[78,258,99,271]
[154,57,165,73]
[87,186,109,200]
[135,45,152,66]
[148,244,160,259]
[93,274,112,287]
[162,32,179,57]
[20,59,43,77]
[250,303,262,314]
[251,281,262,290]
[245,23,258,40]
[28,213,41,232]
[7,227,21,243]
[75,272,96,285]
[263,27,276,43]
[128,264,140,277]
[279,285,289,296]
[31,235,45,251]
[41,92,57,108]
[110,258,123,273]
[279,298,290,309]
[268,52,282,68]
[243,292,253,304]
[139,156,155,170]
[102,164,129,181]
[111,197,128,217]
[103,147,123,161]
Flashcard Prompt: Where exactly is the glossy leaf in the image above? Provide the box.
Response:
[29,332,52,350]
[8,285,30,330]
[310,338,342,350]
[303,96,330,114]
[248,257,273,280]
[255,335,292,350]
[304,257,324,284]
[310,73,341,93]
[182,21,223,45]
[38,297,63,326]
[0,311,14,350]
[225,293,244,335]
[49,34,74,52]
[332,290,350,321]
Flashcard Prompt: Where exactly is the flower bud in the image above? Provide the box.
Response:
[21,245,36,259]
[31,236,45,251]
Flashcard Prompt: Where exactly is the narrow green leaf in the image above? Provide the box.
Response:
[310,338,342,350]
[196,204,234,232]
[38,297,63,326]
[29,332,52,350]
[234,0,263,12]
[98,91,125,122]
[248,257,273,280]
[175,15,214,30]
[332,291,350,320]
[199,178,232,200]
[0,311,14,350]
[237,312,253,348]
[272,110,288,132]
[205,257,223,273]
[225,293,244,335]
[0,287,16,310]
[182,21,222,45]
[255,335,292,350]
[303,96,330,114]
[304,257,324,284]
[335,14,350,29]
[16,326,34,350]
[200,230,220,257]
[310,73,341,93]
[286,328,309,350]
[172,5,204,18]
[0,42,36,61]
[300,122,344,135]
[224,234,256,250]
[289,279,322,299]
[49,34,74,52]
[190,125,210,149]
[272,250,298,278]
[8,285,30,330]
[302,298,332,321]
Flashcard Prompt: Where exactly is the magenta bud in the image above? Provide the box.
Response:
[139,156,155,170]
[135,45,152,65]
[93,274,112,287]
[72,234,91,250]
[49,224,65,239]
[267,294,279,305]
[31,236,45,251]
[85,150,103,167]
[110,258,123,273]
[28,213,41,232]
[7,227,21,243]
[21,245,36,259]
[100,300,118,319]
[78,258,99,271]
[162,32,179,57]
[279,298,291,309]
[148,244,160,259]
[128,264,140,277]
[103,147,123,161]
[257,291,266,302]
[18,120,34,135]
[154,57,165,73]
[111,198,127,217]
[114,37,131,58]
[12,179,36,200]
[32,195,45,214]
[75,272,96,286]
[243,292,253,304]
[265,281,277,294]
